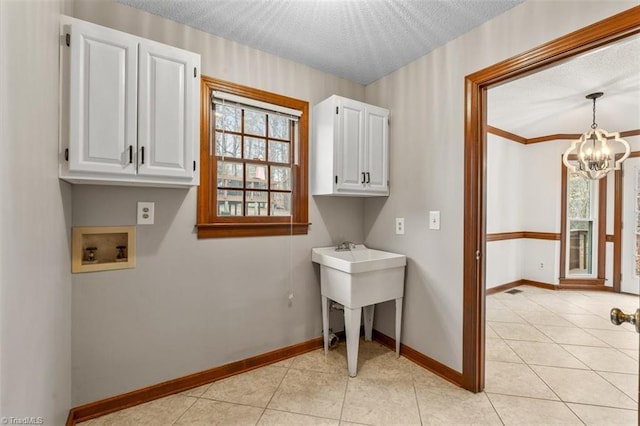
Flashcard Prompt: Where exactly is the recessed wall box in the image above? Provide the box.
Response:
[72,226,136,273]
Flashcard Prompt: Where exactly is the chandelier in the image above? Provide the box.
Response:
[562,92,630,180]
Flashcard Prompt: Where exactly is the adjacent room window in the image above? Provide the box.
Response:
[560,160,607,285]
[566,172,597,276]
[197,77,309,238]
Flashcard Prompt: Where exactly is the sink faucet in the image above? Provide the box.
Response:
[336,241,356,251]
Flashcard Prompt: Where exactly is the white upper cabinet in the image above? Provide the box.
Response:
[138,42,198,180]
[311,95,389,196]
[59,17,200,187]
[67,19,138,177]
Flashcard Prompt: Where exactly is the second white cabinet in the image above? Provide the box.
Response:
[59,16,200,187]
[311,95,389,196]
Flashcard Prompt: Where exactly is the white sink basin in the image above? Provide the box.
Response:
[312,244,406,377]
[311,244,406,274]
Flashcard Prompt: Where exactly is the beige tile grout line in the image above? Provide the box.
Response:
[410,379,424,425]
[482,391,506,426]
[337,366,350,424]
[170,394,199,426]
[255,355,294,424]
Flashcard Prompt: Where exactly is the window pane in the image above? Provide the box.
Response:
[569,220,592,275]
[217,190,243,216]
[245,191,268,216]
[244,137,266,160]
[215,104,241,132]
[217,161,243,188]
[244,110,266,136]
[568,173,591,219]
[215,133,241,158]
[269,115,290,140]
[246,164,268,189]
[271,166,291,190]
[268,141,290,163]
[271,192,291,216]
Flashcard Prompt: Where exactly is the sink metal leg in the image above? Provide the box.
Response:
[363,305,375,341]
[395,297,403,357]
[344,306,362,377]
[321,295,329,355]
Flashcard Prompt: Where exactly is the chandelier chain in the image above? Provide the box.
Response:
[591,96,597,129]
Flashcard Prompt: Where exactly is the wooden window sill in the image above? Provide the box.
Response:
[558,278,605,286]
[196,222,310,238]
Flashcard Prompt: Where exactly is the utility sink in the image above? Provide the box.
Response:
[311,244,406,274]
[312,244,406,377]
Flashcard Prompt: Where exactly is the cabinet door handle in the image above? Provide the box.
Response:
[140,146,145,165]
[366,172,370,184]
[128,145,133,164]
[361,172,366,184]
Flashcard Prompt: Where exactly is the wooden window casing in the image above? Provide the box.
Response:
[197,77,309,238]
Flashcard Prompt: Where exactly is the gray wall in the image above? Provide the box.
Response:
[0,0,72,424]
[363,1,636,370]
[70,0,365,405]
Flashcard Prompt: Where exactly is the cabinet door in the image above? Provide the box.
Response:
[336,98,365,192]
[138,41,199,180]
[69,20,137,175]
[364,105,389,194]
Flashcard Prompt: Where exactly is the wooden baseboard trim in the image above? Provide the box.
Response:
[487,279,556,295]
[67,337,323,425]
[372,330,464,387]
[519,279,557,291]
[67,330,468,425]
[486,280,522,295]
[487,278,618,294]
[65,410,74,426]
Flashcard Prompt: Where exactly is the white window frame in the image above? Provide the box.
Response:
[565,170,599,278]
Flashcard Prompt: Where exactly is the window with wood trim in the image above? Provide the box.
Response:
[559,158,607,286]
[197,77,309,238]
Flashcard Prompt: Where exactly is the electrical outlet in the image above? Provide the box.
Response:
[395,218,405,235]
[429,211,441,230]
[137,202,155,225]
[539,262,544,269]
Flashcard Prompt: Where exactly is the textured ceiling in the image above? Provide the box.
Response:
[489,36,640,139]
[117,0,638,136]
[117,0,523,85]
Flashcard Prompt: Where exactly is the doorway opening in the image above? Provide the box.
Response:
[462,6,640,392]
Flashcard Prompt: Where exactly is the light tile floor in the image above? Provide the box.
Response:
[80,286,638,425]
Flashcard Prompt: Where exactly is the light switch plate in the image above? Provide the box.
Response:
[137,202,155,225]
[429,211,440,230]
